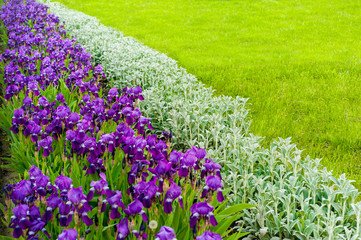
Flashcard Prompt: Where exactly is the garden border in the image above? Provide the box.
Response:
[43,1,361,238]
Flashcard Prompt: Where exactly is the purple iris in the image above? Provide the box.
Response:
[133,180,158,208]
[89,172,108,196]
[58,201,74,227]
[127,86,144,101]
[189,201,217,228]
[27,212,51,240]
[11,180,32,204]
[23,96,33,107]
[201,175,224,202]
[30,123,42,143]
[56,93,65,103]
[163,184,183,214]
[67,186,86,206]
[116,218,130,240]
[99,133,116,153]
[28,165,42,180]
[9,204,31,238]
[64,187,92,225]
[58,229,78,240]
[38,136,53,157]
[148,160,172,193]
[94,65,105,78]
[135,117,153,135]
[66,112,80,129]
[34,174,50,196]
[44,194,62,222]
[55,175,72,191]
[124,199,148,222]
[201,160,222,180]
[193,146,207,160]
[196,231,222,240]
[106,190,125,219]
[155,226,176,240]
[107,87,118,102]
[12,108,26,125]
[38,96,49,107]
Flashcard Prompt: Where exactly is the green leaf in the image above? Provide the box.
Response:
[102,223,117,231]
[217,203,255,219]
[0,235,15,240]
[224,231,250,240]
[213,213,242,237]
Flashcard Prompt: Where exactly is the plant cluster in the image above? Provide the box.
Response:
[43,1,361,239]
[0,0,252,239]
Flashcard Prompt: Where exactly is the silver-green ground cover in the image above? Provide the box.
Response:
[43,1,361,238]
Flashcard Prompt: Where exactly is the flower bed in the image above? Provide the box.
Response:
[42,1,361,239]
[0,0,253,239]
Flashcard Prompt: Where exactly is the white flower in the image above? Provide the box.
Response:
[149,220,158,230]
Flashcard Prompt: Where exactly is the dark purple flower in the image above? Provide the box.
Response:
[107,87,118,102]
[38,136,53,157]
[55,105,71,119]
[169,151,182,165]
[30,123,42,143]
[85,157,105,175]
[155,226,176,240]
[90,172,108,194]
[23,96,33,106]
[196,231,222,240]
[67,186,85,206]
[106,190,125,219]
[10,204,31,234]
[13,108,26,125]
[44,194,62,221]
[135,117,153,135]
[11,180,32,204]
[163,184,183,214]
[128,86,144,101]
[201,160,222,180]
[38,96,49,107]
[13,204,28,219]
[28,219,50,239]
[133,181,158,208]
[183,152,197,167]
[58,229,78,240]
[204,175,224,202]
[79,206,94,226]
[35,174,49,196]
[27,81,40,96]
[116,218,130,240]
[124,199,148,222]
[108,88,118,97]
[55,175,72,190]
[58,201,74,227]
[29,165,42,180]
[193,146,207,159]
[99,133,115,152]
[67,112,80,128]
[189,201,217,228]
[56,93,65,103]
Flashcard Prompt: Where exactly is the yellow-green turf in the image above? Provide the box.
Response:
[56,0,361,188]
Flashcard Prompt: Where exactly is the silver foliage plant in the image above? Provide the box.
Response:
[42,1,361,238]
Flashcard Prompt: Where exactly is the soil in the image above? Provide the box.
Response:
[0,127,13,237]
[0,34,15,236]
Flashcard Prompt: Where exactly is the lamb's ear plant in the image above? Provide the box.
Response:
[42,0,361,238]
[0,0,253,239]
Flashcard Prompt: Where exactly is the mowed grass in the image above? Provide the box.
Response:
[57,0,361,187]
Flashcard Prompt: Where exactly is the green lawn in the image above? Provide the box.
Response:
[57,0,361,187]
